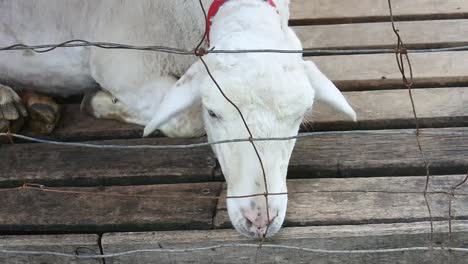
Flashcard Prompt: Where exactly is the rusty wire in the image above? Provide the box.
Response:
[387,0,436,244]
[1,181,468,200]
[3,244,468,260]
[449,172,468,239]
[192,0,273,239]
[1,245,467,260]
[1,129,465,149]
[198,56,273,239]
[3,39,468,56]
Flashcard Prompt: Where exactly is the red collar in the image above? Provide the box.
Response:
[205,0,277,45]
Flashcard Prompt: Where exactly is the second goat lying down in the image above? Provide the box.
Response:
[0,0,356,237]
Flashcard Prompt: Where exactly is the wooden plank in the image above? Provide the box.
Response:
[287,127,468,178]
[310,51,468,90]
[295,19,468,50]
[46,104,143,141]
[309,87,468,130]
[0,234,100,264]
[1,128,467,187]
[23,87,468,141]
[10,54,468,141]
[214,175,468,228]
[102,221,468,264]
[0,137,217,187]
[290,0,468,24]
[0,182,221,233]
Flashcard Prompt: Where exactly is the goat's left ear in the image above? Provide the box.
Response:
[143,61,205,137]
[303,60,357,121]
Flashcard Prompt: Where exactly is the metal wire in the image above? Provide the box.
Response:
[2,40,468,56]
[1,129,465,150]
[198,57,273,238]
[1,245,467,260]
[449,172,468,239]
[387,0,435,244]
[1,181,468,201]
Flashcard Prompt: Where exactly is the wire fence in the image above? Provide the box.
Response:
[0,0,467,262]
[3,39,468,56]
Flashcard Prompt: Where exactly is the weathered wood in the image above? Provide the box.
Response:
[1,128,467,187]
[102,221,468,264]
[44,104,143,141]
[3,175,466,235]
[309,87,468,130]
[0,234,100,264]
[34,53,468,98]
[310,51,468,90]
[214,175,468,228]
[290,0,468,24]
[0,137,217,187]
[288,127,468,178]
[295,19,468,50]
[0,182,221,233]
[32,87,468,140]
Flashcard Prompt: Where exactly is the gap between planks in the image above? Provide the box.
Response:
[290,0,468,25]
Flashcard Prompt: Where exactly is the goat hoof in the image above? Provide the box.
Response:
[22,93,61,135]
[0,84,27,134]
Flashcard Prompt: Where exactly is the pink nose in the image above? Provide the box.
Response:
[243,208,278,237]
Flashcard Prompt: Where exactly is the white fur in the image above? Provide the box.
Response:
[0,0,356,238]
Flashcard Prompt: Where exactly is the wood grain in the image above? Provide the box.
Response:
[287,127,468,178]
[308,87,468,130]
[46,104,143,141]
[0,183,222,233]
[25,87,468,141]
[102,221,468,264]
[295,19,468,50]
[290,0,468,24]
[2,128,467,187]
[0,137,217,187]
[310,51,468,90]
[0,234,100,264]
[214,175,468,228]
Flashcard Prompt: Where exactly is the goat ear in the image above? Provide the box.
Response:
[303,60,357,121]
[143,61,205,137]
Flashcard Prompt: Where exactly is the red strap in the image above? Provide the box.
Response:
[206,0,277,45]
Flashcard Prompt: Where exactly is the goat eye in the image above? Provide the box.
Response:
[207,110,218,118]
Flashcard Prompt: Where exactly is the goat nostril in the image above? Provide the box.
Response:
[245,217,253,228]
[243,208,278,229]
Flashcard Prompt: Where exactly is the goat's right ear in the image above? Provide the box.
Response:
[303,60,357,121]
[143,61,205,137]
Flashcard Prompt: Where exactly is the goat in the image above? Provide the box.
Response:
[0,0,356,237]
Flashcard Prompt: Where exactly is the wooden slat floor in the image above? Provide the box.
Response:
[2,1,468,263]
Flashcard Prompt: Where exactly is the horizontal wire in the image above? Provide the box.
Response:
[0,40,194,55]
[1,183,468,201]
[1,244,467,259]
[2,39,468,55]
[1,130,466,150]
[213,45,468,56]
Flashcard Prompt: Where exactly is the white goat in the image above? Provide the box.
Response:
[0,0,356,238]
